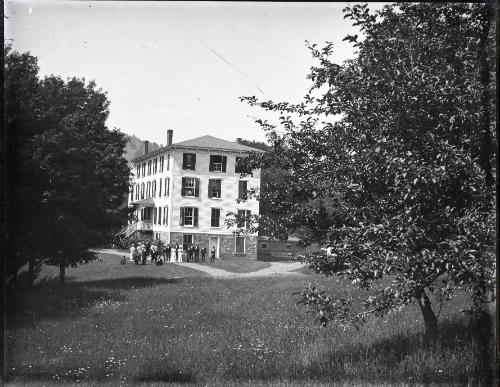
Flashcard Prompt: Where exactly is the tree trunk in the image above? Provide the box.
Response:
[416,288,438,341]
[59,255,66,285]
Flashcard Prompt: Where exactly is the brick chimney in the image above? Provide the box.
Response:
[144,140,149,155]
[167,129,173,146]
[236,137,242,144]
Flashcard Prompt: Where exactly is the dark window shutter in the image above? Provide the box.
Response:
[195,178,200,197]
[208,179,213,198]
[181,177,186,196]
[209,156,214,172]
[238,181,243,199]
[182,153,187,169]
[237,209,245,227]
[159,178,162,197]
[193,208,198,227]
[192,154,196,170]
[222,156,227,172]
[179,207,184,226]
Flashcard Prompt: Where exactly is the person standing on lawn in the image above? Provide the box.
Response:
[188,244,193,262]
[165,244,171,262]
[210,246,216,263]
[201,246,207,262]
[195,244,200,262]
[151,243,158,264]
[130,244,136,262]
[136,243,143,265]
[175,244,179,262]
[142,242,148,265]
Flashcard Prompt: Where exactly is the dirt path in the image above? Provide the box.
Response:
[91,248,305,278]
[175,261,304,278]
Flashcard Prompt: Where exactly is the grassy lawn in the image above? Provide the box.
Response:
[5,254,496,386]
[196,256,271,273]
[33,253,207,285]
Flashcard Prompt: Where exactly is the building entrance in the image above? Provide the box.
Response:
[209,237,219,259]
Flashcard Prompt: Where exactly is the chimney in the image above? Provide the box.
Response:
[167,129,173,146]
[144,140,149,155]
[236,137,242,144]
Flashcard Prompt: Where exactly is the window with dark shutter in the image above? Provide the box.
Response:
[235,157,243,174]
[209,155,227,172]
[165,178,170,197]
[182,153,196,170]
[237,209,245,228]
[195,178,200,197]
[238,180,248,200]
[182,207,194,226]
[193,207,198,226]
[237,209,251,228]
[183,177,196,196]
[211,208,220,227]
[208,179,221,198]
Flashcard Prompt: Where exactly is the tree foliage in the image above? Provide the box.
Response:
[4,46,130,285]
[238,3,496,338]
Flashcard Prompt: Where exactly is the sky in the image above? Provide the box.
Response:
[4,1,382,145]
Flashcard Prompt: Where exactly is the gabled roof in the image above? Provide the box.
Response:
[132,134,264,163]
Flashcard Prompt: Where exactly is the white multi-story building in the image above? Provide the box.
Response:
[126,130,262,259]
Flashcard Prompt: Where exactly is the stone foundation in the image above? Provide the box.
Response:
[168,232,257,260]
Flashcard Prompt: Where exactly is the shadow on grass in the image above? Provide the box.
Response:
[274,316,496,385]
[6,276,184,330]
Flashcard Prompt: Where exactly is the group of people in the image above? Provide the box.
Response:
[128,241,216,265]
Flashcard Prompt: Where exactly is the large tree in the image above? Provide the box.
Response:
[4,47,131,285]
[239,3,496,339]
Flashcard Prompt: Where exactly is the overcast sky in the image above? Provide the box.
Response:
[5,1,382,145]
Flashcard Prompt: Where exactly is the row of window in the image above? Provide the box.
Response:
[131,178,249,202]
[133,178,171,201]
[136,153,245,178]
[140,206,170,226]
[142,207,250,229]
[181,153,245,173]
[179,207,250,228]
[136,155,170,179]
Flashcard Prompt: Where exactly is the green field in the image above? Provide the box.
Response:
[4,253,496,386]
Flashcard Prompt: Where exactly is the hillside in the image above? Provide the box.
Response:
[124,133,162,162]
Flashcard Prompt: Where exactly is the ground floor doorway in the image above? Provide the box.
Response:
[209,236,219,259]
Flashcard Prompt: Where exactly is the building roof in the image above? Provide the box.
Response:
[173,135,262,152]
[132,134,264,163]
